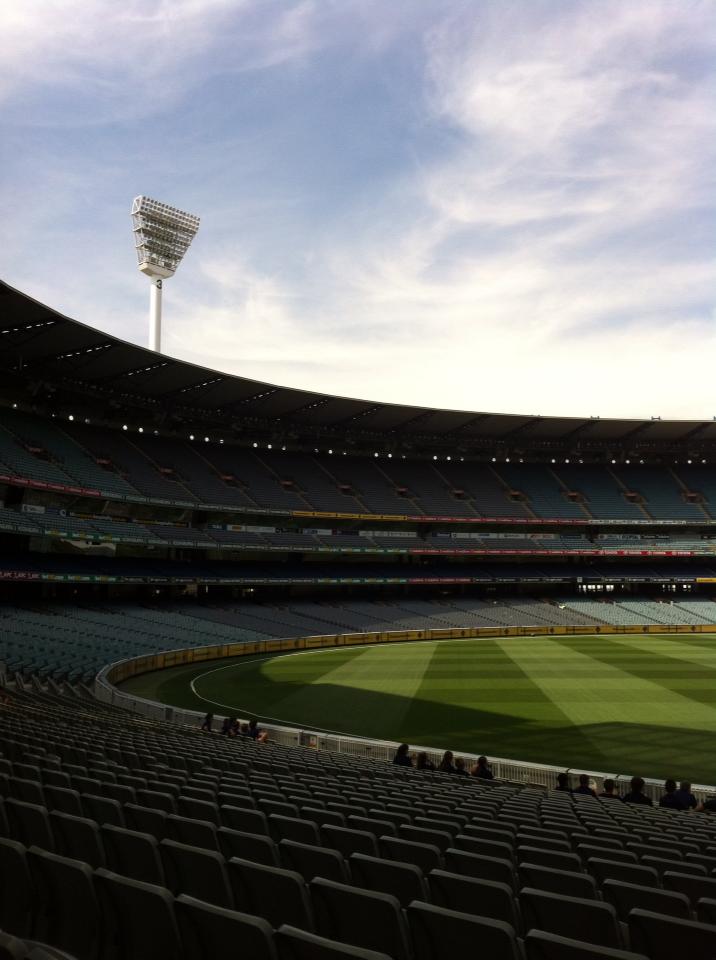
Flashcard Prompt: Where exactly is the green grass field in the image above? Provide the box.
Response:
[120,634,716,784]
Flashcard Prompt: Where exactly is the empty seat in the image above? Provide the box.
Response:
[601,879,691,921]
[517,846,581,873]
[444,849,516,891]
[280,839,350,884]
[662,870,716,907]
[454,834,515,862]
[43,787,83,818]
[628,908,716,960]
[524,929,650,960]
[175,893,277,960]
[310,877,410,960]
[177,796,221,826]
[348,816,397,839]
[518,863,598,900]
[27,846,99,960]
[520,887,624,949]
[135,790,176,814]
[378,836,442,874]
[228,857,314,930]
[350,853,428,907]
[124,803,167,838]
[49,811,104,869]
[160,838,233,908]
[577,845,637,866]
[100,824,164,886]
[0,837,34,938]
[5,799,54,852]
[221,805,270,835]
[428,869,521,930]
[165,814,218,851]
[587,858,659,889]
[270,815,321,846]
[216,828,280,866]
[697,898,716,925]
[407,900,522,960]
[81,794,124,828]
[95,867,182,960]
[322,825,378,859]
[276,923,393,959]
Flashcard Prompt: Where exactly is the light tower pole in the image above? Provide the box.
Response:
[131,196,200,352]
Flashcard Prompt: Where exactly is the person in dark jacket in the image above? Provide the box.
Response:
[471,756,494,780]
[438,750,456,774]
[574,774,597,797]
[673,781,697,810]
[555,772,570,791]
[622,776,653,806]
[660,779,682,809]
[200,712,214,732]
[454,757,469,776]
[599,778,620,800]
[393,743,413,767]
[415,752,435,771]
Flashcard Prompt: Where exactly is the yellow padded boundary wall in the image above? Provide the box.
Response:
[105,622,714,687]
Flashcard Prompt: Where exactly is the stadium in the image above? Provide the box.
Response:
[4,277,716,957]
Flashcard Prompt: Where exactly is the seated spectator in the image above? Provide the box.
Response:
[200,712,214,732]
[573,774,597,797]
[471,756,494,780]
[454,757,469,776]
[239,722,251,737]
[622,776,653,806]
[555,772,571,791]
[248,718,268,742]
[393,743,413,767]
[673,780,697,810]
[220,716,233,736]
[599,778,620,800]
[439,750,456,774]
[660,779,683,809]
[415,751,435,771]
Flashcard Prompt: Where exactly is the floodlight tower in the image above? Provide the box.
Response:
[131,196,200,352]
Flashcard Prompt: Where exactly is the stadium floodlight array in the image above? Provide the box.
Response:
[131,196,200,352]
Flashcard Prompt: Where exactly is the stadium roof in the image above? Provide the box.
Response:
[3,279,716,455]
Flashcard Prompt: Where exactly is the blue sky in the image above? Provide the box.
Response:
[1,0,714,418]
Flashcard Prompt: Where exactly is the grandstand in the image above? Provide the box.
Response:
[5,281,716,957]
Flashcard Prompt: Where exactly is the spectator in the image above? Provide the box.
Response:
[248,718,268,742]
[599,778,620,800]
[439,750,456,774]
[555,772,570,792]
[622,776,653,806]
[220,716,233,736]
[454,757,469,777]
[697,796,716,813]
[574,774,597,797]
[200,712,214,733]
[393,743,413,767]
[415,751,435,771]
[471,756,494,780]
[673,780,697,810]
[660,779,682,809]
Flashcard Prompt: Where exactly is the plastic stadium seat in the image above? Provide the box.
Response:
[159,838,233,908]
[519,888,625,950]
[95,867,181,960]
[518,863,598,900]
[662,870,716,907]
[428,869,521,931]
[49,811,104,869]
[577,844,638,866]
[454,834,515,862]
[280,839,351,884]
[220,804,270,835]
[697,898,716,925]
[81,794,124,828]
[348,816,397,839]
[628,908,716,960]
[0,838,34,938]
[601,879,691,921]
[177,796,221,826]
[5,799,55,852]
[378,837,442,874]
[216,828,280,866]
[175,894,277,960]
[310,877,411,960]
[123,803,167,838]
[269,815,322,846]
[301,808,347,829]
[517,846,581,873]
[587,858,658,889]
[444,849,516,891]
[43,787,83,818]
[135,790,176,814]
[350,852,428,907]
[100,825,164,886]
[407,900,522,960]
[321,825,379,859]
[276,924,393,960]
[228,857,314,931]
[165,814,218,851]
[464,824,518,845]
[27,846,99,960]
[524,929,649,960]
[10,779,45,807]
[641,855,705,878]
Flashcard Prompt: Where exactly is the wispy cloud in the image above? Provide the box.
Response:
[1,1,714,419]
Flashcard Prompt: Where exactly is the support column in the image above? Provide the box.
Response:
[149,279,163,352]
